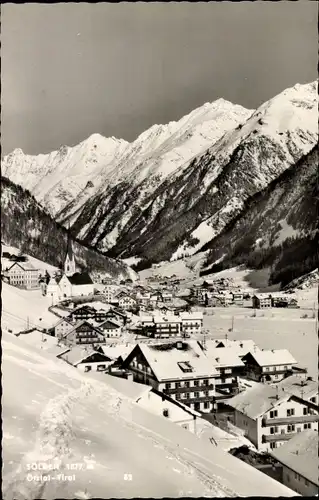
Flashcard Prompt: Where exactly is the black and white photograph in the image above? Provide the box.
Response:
[1,1,318,499]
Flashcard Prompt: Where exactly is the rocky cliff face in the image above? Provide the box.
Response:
[200,145,318,287]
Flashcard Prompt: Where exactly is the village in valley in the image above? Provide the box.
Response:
[1,235,318,497]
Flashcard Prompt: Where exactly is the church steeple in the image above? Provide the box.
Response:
[64,229,76,276]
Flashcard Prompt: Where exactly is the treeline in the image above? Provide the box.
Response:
[1,176,131,278]
[201,233,319,288]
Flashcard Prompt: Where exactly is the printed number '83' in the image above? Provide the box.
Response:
[124,473,133,481]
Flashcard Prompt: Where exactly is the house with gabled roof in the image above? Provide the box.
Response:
[224,381,319,452]
[59,345,113,372]
[6,261,40,289]
[270,429,319,496]
[242,349,298,383]
[60,320,106,347]
[121,341,218,412]
[98,318,122,338]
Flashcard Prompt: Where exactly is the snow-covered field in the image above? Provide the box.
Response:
[203,307,318,379]
[1,244,58,274]
[2,331,296,499]
[2,282,58,332]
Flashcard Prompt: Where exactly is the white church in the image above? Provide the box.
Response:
[47,236,94,304]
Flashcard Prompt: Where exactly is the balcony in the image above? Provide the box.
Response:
[262,414,318,426]
[262,433,292,443]
[182,395,215,404]
[164,384,215,394]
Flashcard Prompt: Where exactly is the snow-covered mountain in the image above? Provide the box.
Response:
[2,81,318,278]
[200,145,318,288]
[2,98,252,234]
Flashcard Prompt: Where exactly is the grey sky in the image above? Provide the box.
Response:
[1,1,318,155]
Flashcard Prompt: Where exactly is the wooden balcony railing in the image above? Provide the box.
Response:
[262,414,318,426]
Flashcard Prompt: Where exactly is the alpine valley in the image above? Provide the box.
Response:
[2,80,318,286]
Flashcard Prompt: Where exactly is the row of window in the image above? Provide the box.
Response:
[269,407,316,419]
[84,364,106,372]
[263,365,289,372]
[270,423,313,435]
[175,391,211,400]
[165,379,210,389]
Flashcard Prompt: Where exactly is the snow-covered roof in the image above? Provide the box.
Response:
[16,330,58,350]
[7,261,38,272]
[200,344,245,368]
[153,315,181,324]
[99,319,121,330]
[61,320,105,340]
[104,374,152,400]
[253,293,272,299]
[271,430,319,485]
[226,383,298,419]
[139,315,153,323]
[211,339,259,357]
[137,342,218,381]
[247,348,297,367]
[101,344,135,360]
[179,312,203,320]
[59,345,111,366]
[277,375,318,400]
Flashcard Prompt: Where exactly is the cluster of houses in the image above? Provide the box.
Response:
[252,293,299,309]
[136,311,204,338]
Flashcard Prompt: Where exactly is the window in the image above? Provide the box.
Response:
[303,407,307,415]
[176,393,181,400]
[270,426,278,434]
[204,402,210,409]
[185,381,190,388]
[304,423,311,429]
[270,442,276,449]
[265,367,270,372]
[203,379,209,386]
[287,408,295,417]
[204,391,209,397]
[310,397,316,403]
[194,380,199,386]
[269,410,278,418]
[175,382,181,388]
[185,393,190,399]
[97,365,106,371]
[163,408,169,418]
[84,366,91,372]
[287,424,295,433]
[194,392,199,398]
[165,383,171,390]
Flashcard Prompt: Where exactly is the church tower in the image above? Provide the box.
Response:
[64,231,76,277]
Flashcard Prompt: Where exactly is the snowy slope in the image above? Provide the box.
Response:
[1,282,58,332]
[2,331,296,499]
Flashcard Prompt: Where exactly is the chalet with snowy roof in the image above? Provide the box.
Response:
[53,316,75,338]
[198,341,244,397]
[59,320,106,347]
[59,345,113,372]
[121,341,218,412]
[270,430,319,496]
[104,374,203,434]
[47,235,94,303]
[6,261,40,289]
[242,349,298,383]
[225,382,319,452]
[179,312,203,335]
[117,292,137,311]
[68,304,111,323]
[252,293,272,309]
[98,319,122,338]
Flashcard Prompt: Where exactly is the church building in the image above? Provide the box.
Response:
[47,235,94,303]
